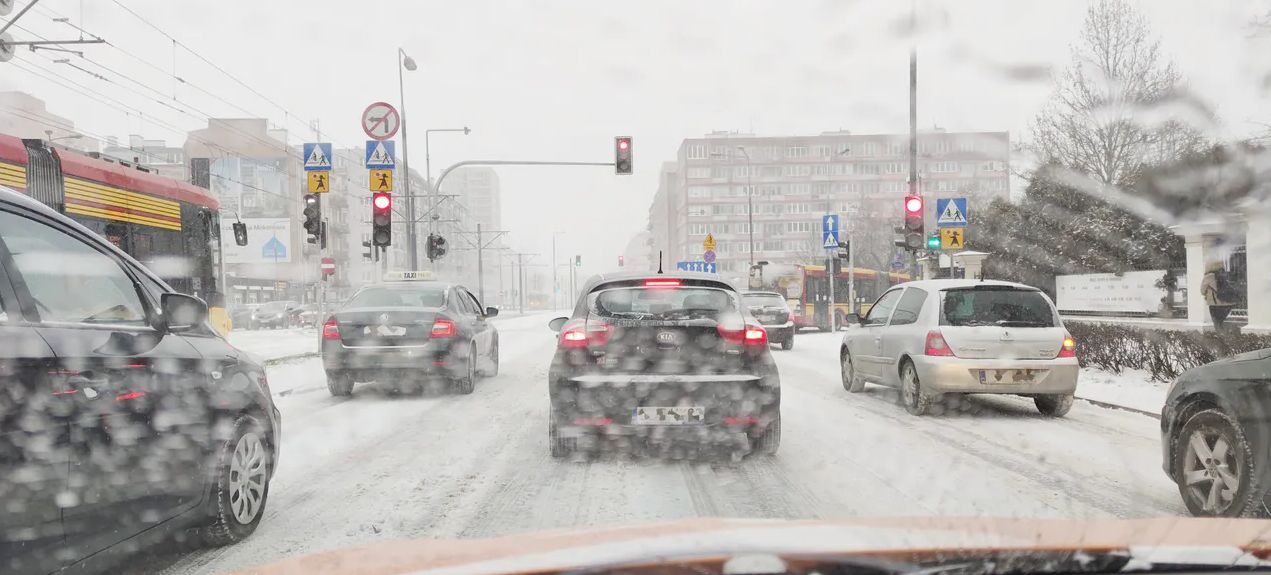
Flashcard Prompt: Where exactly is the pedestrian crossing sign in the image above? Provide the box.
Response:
[303,143,332,171]
[936,197,968,227]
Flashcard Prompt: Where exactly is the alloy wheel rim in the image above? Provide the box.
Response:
[1183,429,1240,514]
[842,355,853,386]
[902,367,918,407]
[228,431,268,524]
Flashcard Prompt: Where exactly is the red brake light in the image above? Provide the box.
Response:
[1057,335,1076,358]
[644,279,681,287]
[561,328,588,347]
[559,319,612,348]
[322,319,340,340]
[115,391,146,401]
[924,330,955,357]
[431,318,456,338]
[744,325,768,346]
[719,323,767,346]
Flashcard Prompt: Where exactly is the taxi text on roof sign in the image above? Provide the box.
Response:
[385,270,434,281]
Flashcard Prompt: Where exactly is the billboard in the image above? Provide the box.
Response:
[1055,270,1169,316]
[220,218,292,264]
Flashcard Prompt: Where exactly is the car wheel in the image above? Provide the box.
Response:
[841,350,865,393]
[452,343,477,395]
[752,415,781,455]
[1034,393,1074,417]
[899,361,930,416]
[1174,408,1267,517]
[327,372,354,397]
[549,408,572,458]
[480,338,500,377]
[780,336,793,351]
[200,414,271,547]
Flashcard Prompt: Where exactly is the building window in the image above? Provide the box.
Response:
[861,142,879,156]
[687,186,710,198]
[763,240,784,251]
[764,223,784,236]
[782,164,811,177]
[883,162,905,174]
[814,145,832,157]
[958,139,976,152]
[882,181,905,193]
[887,142,905,156]
[687,145,707,159]
[711,165,730,178]
[712,204,734,215]
[788,183,810,196]
[689,224,708,235]
[857,163,881,176]
[979,161,1006,172]
[786,146,809,158]
[935,140,952,154]
[832,163,853,176]
[761,166,782,178]
[929,161,959,174]
[686,166,710,179]
[985,178,1007,191]
[688,206,708,217]
[787,221,815,233]
[812,164,830,176]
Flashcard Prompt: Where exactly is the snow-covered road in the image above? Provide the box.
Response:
[141,314,1185,575]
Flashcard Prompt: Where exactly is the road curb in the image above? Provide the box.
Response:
[262,352,320,367]
[1076,395,1160,419]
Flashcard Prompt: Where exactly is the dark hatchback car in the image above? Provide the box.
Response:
[1161,348,1271,518]
[0,186,280,575]
[547,272,781,459]
[321,281,499,396]
[742,291,795,350]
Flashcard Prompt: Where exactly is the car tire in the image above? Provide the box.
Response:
[780,337,793,351]
[899,361,930,416]
[200,414,271,547]
[1034,393,1074,417]
[549,408,572,458]
[452,343,477,395]
[1174,408,1268,518]
[841,350,865,393]
[752,415,781,455]
[327,372,353,397]
[480,339,500,377]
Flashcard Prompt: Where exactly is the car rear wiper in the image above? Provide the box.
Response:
[996,320,1049,327]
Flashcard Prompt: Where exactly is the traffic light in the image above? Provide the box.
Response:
[372,192,392,247]
[232,221,248,247]
[362,240,373,260]
[615,136,633,175]
[618,255,625,267]
[926,235,941,251]
[903,195,924,250]
[426,233,449,261]
[575,255,582,267]
[303,194,321,243]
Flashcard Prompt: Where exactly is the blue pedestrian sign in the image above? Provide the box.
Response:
[822,214,840,249]
[365,140,396,169]
[262,235,288,260]
[302,143,332,171]
[891,252,906,270]
[935,197,968,227]
[676,261,717,274]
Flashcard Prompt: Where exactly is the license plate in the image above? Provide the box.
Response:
[366,325,407,336]
[978,369,1038,384]
[633,406,705,425]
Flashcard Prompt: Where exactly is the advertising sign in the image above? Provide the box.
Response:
[219,218,292,264]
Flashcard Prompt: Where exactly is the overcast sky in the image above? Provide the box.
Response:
[3,0,1269,278]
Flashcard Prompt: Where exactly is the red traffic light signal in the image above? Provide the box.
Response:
[373,193,391,211]
[372,192,392,247]
[615,136,633,175]
[904,195,923,215]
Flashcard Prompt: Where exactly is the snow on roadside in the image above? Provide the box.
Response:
[1076,367,1167,415]
[227,328,318,362]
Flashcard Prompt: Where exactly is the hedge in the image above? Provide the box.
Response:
[1065,321,1271,382]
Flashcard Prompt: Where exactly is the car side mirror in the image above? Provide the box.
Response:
[845,313,862,326]
[548,316,568,332]
[485,307,500,317]
[161,293,209,333]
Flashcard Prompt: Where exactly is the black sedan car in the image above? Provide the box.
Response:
[321,281,499,395]
[1161,348,1271,517]
[547,271,781,459]
[741,291,795,350]
[251,300,298,329]
[0,186,280,575]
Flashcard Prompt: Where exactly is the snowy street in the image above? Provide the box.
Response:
[141,313,1184,575]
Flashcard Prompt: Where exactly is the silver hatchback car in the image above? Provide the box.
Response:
[839,279,1078,416]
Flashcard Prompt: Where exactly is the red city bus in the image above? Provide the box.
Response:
[752,263,909,331]
[0,133,227,331]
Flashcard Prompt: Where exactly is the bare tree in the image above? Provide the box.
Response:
[1030,0,1205,188]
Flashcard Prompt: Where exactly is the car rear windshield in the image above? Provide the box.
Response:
[345,286,446,309]
[940,287,1056,327]
[742,294,787,309]
[589,287,738,321]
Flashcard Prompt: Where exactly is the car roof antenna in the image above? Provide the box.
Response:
[657,251,664,274]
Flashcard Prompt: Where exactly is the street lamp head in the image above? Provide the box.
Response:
[401,50,418,71]
[463,126,471,135]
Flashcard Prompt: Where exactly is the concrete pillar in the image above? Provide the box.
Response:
[1245,212,1271,332]
[954,251,990,281]
[1184,235,1216,327]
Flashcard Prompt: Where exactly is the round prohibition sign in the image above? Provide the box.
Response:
[362,101,401,141]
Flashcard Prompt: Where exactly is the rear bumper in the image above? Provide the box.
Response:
[551,372,780,431]
[911,355,1079,395]
[757,321,795,340]
[322,340,457,373]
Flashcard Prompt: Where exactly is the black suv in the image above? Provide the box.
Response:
[547,272,781,459]
[742,291,796,350]
[0,186,280,575]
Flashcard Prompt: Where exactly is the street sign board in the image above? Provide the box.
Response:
[936,197,968,227]
[891,252,906,269]
[703,250,716,264]
[320,256,336,276]
[370,169,394,192]
[822,214,840,249]
[940,227,966,250]
[302,143,332,171]
[676,261,717,274]
[307,171,330,193]
[703,233,716,252]
[365,140,396,169]
[361,102,401,141]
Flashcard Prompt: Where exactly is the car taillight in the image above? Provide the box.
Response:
[719,323,767,346]
[431,318,456,338]
[322,319,340,340]
[1057,334,1076,358]
[924,330,955,357]
[744,325,767,346]
[586,320,613,347]
[560,319,612,348]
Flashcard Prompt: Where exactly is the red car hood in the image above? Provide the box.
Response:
[233,517,1271,575]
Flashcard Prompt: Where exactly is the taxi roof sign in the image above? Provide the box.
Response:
[384,270,434,281]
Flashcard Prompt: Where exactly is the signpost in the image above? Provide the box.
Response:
[361,102,401,141]
[935,197,968,227]
[822,214,840,328]
[940,227,966,250]
[306,171,329,193]
[320,257,336,277]
[370,169,394,192]
[364,140,396,169]
[703,233,716,252]
[676,261,717,273]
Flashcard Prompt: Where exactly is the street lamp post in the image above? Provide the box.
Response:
[397,48,418,269]
[551,231,564,310]
[424,127,473,253]
[737,146,753,267]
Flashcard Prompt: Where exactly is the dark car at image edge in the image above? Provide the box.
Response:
[0,185,281,575]
[546,271,781,459]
